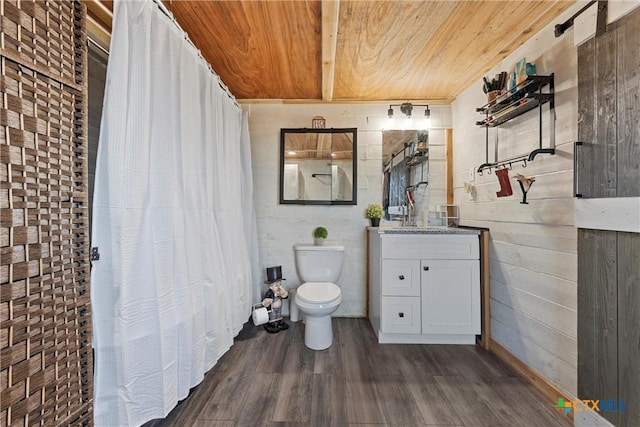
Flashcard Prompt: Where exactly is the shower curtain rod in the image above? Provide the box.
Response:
[151,0,241,110]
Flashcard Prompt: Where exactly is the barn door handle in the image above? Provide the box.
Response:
[423,266,429,271]
[574,141,583,198]
[398,312,404,318]
[398,275,405,280]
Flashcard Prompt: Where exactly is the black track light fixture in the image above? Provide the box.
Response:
[387,103,430,120]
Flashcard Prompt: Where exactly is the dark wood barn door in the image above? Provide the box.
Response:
[577,6,640,427]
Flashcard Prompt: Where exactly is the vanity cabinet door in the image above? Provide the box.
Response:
[381,259,420,296]
[420,260,480,334]
[381,296,421,334]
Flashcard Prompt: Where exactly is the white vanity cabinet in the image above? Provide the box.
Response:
[368,230,481,344]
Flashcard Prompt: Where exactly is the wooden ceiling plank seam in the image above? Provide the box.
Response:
[322,0,340,102]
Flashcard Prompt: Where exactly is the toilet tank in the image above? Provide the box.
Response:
[294,244,345,283]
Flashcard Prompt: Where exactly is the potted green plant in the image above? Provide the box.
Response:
[313,226,328,245]
[365,203,384,227]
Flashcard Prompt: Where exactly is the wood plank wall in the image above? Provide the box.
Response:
[245,103,452,317]
[577,7,640,427]
[451,4,580,398]
[0,1,92,425]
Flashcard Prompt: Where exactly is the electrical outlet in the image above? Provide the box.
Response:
[468,167,475,182]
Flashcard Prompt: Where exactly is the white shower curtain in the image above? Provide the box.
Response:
[91,1,258,425]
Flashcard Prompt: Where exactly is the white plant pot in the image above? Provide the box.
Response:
[314,238,325,246]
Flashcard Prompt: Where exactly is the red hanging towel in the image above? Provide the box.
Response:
[495,168,513,197]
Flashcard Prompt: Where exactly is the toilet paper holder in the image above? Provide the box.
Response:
[251,303,282,326]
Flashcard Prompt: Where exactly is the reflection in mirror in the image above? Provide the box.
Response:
[382,129,445,225]
[383,130,428,221]
[280,128,357,205]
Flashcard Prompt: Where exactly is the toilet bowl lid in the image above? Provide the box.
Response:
[296,282,341,304]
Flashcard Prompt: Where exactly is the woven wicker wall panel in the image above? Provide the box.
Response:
[1,1,91,426]
[1,0,81,90]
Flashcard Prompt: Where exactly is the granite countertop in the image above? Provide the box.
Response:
[367,226,481,235]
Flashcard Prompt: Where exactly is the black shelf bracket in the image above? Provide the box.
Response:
[528,148,555,161]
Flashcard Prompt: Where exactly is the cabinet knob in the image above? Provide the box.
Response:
[423,266,429,271]
[399,312,404,318]
[398,275,405,280]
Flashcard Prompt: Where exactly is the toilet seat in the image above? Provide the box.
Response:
[296,282,341,305]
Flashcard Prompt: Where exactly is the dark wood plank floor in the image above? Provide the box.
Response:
[145,318,571,427]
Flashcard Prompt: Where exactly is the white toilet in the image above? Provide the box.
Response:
[294,244,344,350]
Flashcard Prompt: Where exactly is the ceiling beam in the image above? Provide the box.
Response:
[85,0,113,32]
[85,1,113,51]
[321,0,340,102]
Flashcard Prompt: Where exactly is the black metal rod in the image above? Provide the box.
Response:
[554,0,597,37]
[485,114,489,164]
[539,84,543,150]
[311,173,331,178]
[407,181,428,190]
[478,154,530,174]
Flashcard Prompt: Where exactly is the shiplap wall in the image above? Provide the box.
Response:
[451,4,585,397]
[246,104,450,316]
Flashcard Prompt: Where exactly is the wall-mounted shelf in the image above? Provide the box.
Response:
[406,151,428,166]
[476,74,556,174]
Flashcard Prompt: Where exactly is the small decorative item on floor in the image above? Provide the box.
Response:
[261,266,289,333]
[514,173,535,204]
[365,203,384,227]
[495,167,513,197]
[313,226,328,245]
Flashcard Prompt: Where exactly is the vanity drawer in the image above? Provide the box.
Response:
[381,296,421,334]
[381,259,420,296]
[381,234,479,260]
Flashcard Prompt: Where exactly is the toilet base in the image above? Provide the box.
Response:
[303,315,334,350]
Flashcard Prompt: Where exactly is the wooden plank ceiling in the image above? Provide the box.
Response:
[87,0,572,103]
